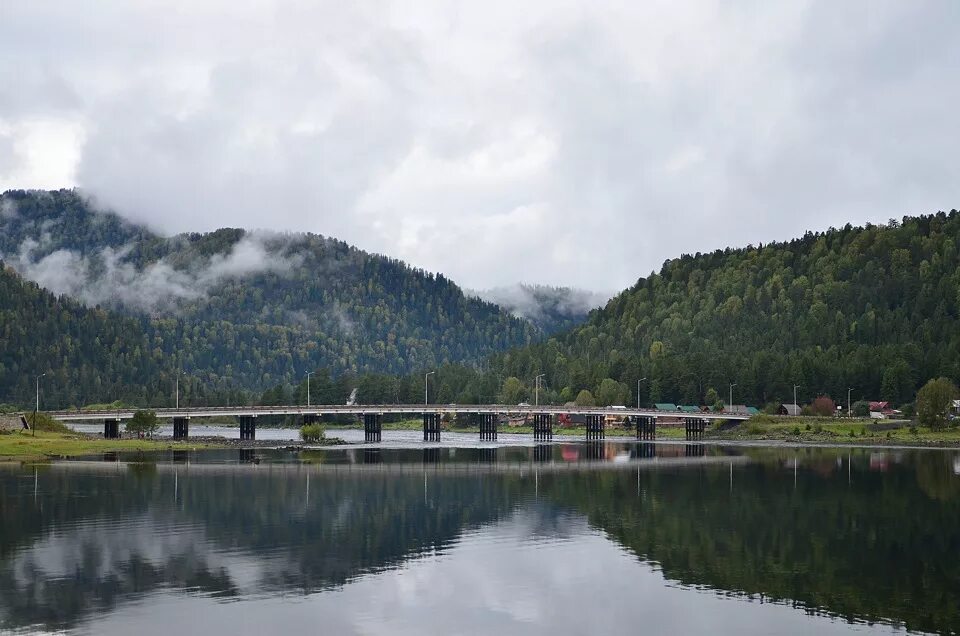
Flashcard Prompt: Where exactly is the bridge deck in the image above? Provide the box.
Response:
[48,404,751,422]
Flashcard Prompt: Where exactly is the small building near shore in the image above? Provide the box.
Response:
[778,404,802,416]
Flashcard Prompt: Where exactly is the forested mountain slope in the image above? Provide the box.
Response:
[0,190,537,406]
[472,284,610,335]
[473,211,960,407]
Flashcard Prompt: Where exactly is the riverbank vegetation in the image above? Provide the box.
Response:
[0,430,220,462]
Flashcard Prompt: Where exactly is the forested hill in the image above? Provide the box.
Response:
[0,189,537,406]
[472,284,610,335]
[482,211,960,408]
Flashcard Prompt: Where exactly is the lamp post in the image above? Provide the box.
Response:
[425,371,435,406]
[175,371,180,409]
[535,374,545,407]
[637,377,647,409]
[793,384,800,414]
[306,371,315,407]
[729,383,737,411]
[34,373,45,436]
[847,387,853,418]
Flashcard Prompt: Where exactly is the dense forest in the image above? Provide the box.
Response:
[472,284,609,335]
[0,190,540,407]
[2,188,959,411]
[321,210,960,410]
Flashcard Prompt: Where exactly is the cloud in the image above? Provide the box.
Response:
[8,232,298,312]
[1,1,958,291]
[473,284,610,326]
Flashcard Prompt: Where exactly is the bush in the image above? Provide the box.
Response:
[804,423,812,431]
[25,412,71,433]
[813,423,823,434]
[851,401,871,418]
[909,425,918,435]
[300,423,324,443]
[916,377,958,430]
[126,410,159,436]
[811,396,836,417]
[792,426,801,435]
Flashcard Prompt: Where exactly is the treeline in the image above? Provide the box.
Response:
[283,210,960,410]
[0,190,539,408]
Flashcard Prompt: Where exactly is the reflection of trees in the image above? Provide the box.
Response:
[2,450,960,634]
[0,464,523,632]
[541,455,960,635]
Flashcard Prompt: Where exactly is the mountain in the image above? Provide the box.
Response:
[0,189,542,407]
[420,210,960,408]
[471,284,610,335]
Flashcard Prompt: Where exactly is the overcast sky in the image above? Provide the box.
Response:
[1,1,958,291]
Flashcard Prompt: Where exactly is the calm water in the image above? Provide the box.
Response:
[2,441,959,635]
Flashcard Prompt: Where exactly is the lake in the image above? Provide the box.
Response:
[2,439,959,635]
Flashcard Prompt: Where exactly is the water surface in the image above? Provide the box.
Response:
[2,442,959,635]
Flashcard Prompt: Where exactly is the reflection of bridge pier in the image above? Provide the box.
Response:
[583,441,605,461]
[364,413,382,442]
[533,444,552,462]
[478,447,497,463]
[634,442,656,459]
[364,448,382,464]
[685,444,705,457]
[422,447,440,464]
[423,413,441,441]
[635,416,656,440]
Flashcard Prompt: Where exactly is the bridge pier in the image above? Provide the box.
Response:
[635,416,656,440]
[423,413,441,442]
[364,413,382,442]
[239,415,257,440]
[684,417,706,440]
[533,413,553,441]
[173,416,190,440]
[479,413,497,441]
[585,414,604,440]
[103,418,120,439]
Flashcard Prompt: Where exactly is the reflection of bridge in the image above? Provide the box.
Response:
[49,404,748,442]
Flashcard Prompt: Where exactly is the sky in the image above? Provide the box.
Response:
[1,1,958,291]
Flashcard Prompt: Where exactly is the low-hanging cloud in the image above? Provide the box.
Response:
[1,2,959,291]
[474,284,611,325]
[8,231,299,312]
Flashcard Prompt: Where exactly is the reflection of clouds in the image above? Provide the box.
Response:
[79,512,889,636]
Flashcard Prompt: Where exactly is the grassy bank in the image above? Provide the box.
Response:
[0,430,224,462]
[707,416,960,446]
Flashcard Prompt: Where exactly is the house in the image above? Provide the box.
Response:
[778,404,801,416]
[679,405,701,414]
[726,404,751,415]
[746,406,760,416]
[868,401,895,417]
[654,403,678,412]
[951,400,960,416]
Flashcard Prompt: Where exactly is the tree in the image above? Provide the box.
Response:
[851,400,871,418]
[575,390,596,407]
[916,377,958,430]
[596,378,629,406]
[704,388,720,406]
[811,397,836,417]
[500,377,525,404]
[126,410,159,437]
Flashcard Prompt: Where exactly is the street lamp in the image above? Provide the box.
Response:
[793,384,800,414]
[637,377,647,409]
[847,387,853,418]
[34,373,45,435]
[535,374,546,407]
[729,383,737,410]
[175,370,180,409]
[425,371,435,406]
[305,371,315,407]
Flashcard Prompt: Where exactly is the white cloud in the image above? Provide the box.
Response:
[1,1,958,290]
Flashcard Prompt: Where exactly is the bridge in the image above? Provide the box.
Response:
[48,404,751,442]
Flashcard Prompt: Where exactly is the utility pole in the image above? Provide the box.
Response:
[847,387,853,418]
[637,377,647,409]
[425,371,435,406]
[729,383,737,411]
[34,373,45,436]
[175,371,180,409]
[793,384,800,414]
[535,374,545,407]
[306,371,315,407]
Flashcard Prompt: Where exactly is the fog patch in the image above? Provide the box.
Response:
[7,231,299,312]
[473,284,611,326]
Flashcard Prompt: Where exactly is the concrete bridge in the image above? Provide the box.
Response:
[48,404,750,442]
